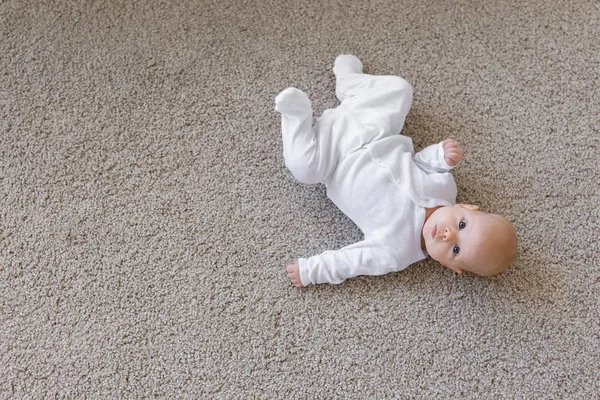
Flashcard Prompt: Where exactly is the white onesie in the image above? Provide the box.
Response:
[275,55,457,286]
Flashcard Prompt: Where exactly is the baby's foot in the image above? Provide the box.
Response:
[442,138,463,166]
[274,88,312,118]
[286,262,304,288]
[333,54,363,76]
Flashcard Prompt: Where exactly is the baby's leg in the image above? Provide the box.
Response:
[275,88,337,184]
[334,55,411,101]
[333,55,413,138]
[333,55,365,102]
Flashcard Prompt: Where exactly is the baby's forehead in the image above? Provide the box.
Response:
[463,213,516,275]
[475,212,500,226]
[461,223,503,271]
[469,213,511,245]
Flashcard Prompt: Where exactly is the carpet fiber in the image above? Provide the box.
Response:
[1,0,599,397]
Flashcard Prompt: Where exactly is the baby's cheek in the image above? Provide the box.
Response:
[428,247,445,264]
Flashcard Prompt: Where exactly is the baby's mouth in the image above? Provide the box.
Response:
[431,225,437,239]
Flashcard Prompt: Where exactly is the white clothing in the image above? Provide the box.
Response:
[275,55,457,286]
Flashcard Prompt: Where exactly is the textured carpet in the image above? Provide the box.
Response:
[1,0,599,398]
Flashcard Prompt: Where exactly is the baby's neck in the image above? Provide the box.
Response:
[421,206,443,249]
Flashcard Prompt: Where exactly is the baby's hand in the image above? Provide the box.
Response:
[442,138,463,166]
[286,262,304,288]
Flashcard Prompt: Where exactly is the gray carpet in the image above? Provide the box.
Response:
[1,0,599,398]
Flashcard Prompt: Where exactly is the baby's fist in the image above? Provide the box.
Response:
[442,139,463,166]
[286,262,304,288]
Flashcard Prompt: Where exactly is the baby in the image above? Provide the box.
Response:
[275,55,517,288]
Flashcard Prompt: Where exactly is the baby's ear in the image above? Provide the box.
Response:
[455,204,480,211]
[442,263,463,274]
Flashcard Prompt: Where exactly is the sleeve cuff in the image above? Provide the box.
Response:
[298,258,311,287]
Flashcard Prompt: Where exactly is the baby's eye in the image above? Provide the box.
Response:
[453,245,460,254]
[459,220,466,230]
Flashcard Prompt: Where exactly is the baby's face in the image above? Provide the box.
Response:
[422,205,512,275]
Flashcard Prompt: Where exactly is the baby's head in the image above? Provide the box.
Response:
[422,204,517,276]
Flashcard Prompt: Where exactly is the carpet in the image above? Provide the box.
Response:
[1,0,599,397]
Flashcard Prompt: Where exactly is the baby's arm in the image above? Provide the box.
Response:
[413,139,463,173]
[286,240,401,287]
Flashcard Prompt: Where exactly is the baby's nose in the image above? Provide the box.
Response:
[443,228,455,241]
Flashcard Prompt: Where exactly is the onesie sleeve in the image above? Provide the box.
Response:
[413,142,456,174]
[298,240,403,286]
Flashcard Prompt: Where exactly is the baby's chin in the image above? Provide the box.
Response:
[421,218,435,240]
